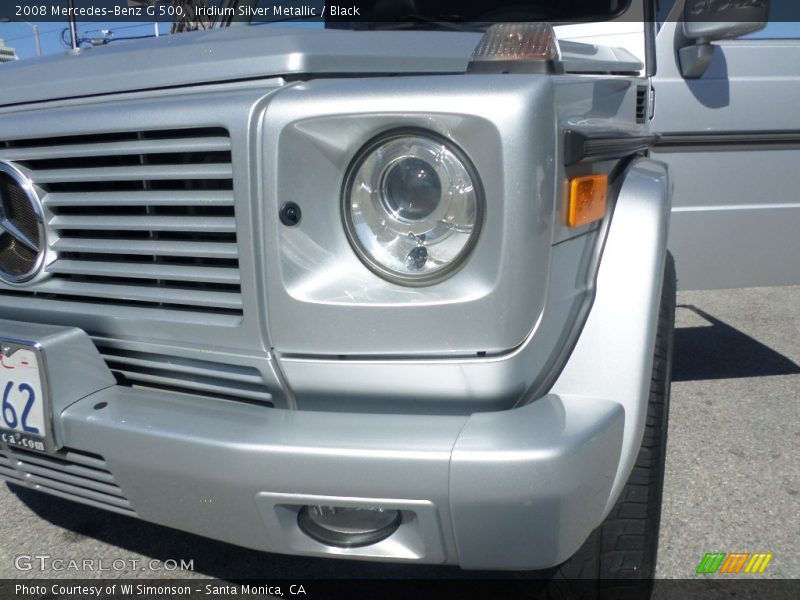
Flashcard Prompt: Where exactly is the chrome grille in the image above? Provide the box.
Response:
[0,128,242,318]
[0,446,134,516]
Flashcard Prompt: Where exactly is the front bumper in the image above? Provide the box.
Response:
[1,363,622,570]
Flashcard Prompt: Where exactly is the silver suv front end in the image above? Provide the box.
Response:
[0,67,669,569]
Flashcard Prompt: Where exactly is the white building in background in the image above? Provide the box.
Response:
[0,38,18,63]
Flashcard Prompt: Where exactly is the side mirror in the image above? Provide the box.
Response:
[679,0,769,78]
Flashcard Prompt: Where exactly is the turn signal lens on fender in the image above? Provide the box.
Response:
[471,23,560,63]
[469,23,561,73]
[568,174,608,228]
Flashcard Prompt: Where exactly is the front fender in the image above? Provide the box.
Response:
[550,158,672,518]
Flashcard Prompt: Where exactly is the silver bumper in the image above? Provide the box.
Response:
[38,379,621,570]
[0,317,622,569]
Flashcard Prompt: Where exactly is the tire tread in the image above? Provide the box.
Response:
[545,252,676,599]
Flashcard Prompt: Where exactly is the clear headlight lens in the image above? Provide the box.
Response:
[342,132,483,285]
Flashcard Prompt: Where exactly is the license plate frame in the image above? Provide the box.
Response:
[0,339,54,454]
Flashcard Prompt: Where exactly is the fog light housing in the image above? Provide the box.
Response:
[298,505,402,548]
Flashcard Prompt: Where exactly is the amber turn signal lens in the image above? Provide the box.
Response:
[567,174,608,228]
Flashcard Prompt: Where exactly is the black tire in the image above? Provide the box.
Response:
[545,252,676,598]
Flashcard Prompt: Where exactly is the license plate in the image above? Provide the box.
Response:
[0,342,50,454]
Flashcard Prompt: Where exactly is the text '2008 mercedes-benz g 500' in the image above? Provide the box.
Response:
[1,0,796,591]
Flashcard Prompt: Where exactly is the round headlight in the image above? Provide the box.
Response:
[342,131,483,285]
[381,157,442,221]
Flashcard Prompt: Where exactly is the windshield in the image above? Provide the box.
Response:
[336,0,633,25]
[232,0,633,29]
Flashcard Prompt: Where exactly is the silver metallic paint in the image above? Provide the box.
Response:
[653,12,800,289]
[0,28,482,108]
[550,159,671,518]
[0,26,651,109]
[0,158,669,568]
[265,75,557,356]
[52,373,624,568]
[0,21,675,569]
[279,231,597,414]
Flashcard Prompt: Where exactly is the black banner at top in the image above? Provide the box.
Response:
[1,0,797,24]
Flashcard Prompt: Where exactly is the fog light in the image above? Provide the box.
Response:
[297,505,402,548]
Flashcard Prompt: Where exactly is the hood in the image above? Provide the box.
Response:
[0,26,642,108]
[0,26,483,107]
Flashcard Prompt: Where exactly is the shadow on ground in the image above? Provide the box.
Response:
[672,305,800,382]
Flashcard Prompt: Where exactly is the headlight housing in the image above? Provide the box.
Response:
[342,130,483,286]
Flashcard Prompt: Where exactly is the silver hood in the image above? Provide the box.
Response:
[0,25,642,108]
[0,26,483,107]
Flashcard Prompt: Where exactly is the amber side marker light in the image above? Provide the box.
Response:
[568,174,608,228]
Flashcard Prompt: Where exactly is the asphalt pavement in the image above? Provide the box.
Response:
[658,285,800,579]
[0,286,798,581]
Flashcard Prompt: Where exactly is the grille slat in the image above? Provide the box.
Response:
[0,294,242,326]
[44,190,234,208]
[61,449,113,470]
[32,279,243,310]
[49,260,241,285]
[110,370,274,403]
[0,448,135,515]
[23,485,133,516]
[25,474,133,510]
[96,344,275,406]
[0,126,243,318]
[11,451,117,484]
[0,451,21,481]
[0,465,23,481]
[49,214,236,232]
[0,136,231,161]
[99,353,265,385]
[52,238,238,259]
[32,163,232,184]
[18,463,125,497]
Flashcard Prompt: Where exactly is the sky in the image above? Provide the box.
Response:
[0,20,172,59]
[0,0,324,59]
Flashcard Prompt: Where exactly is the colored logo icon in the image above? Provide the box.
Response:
[696,552,773,574]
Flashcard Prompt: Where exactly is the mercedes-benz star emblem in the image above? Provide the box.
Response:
[0,161,46,285]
